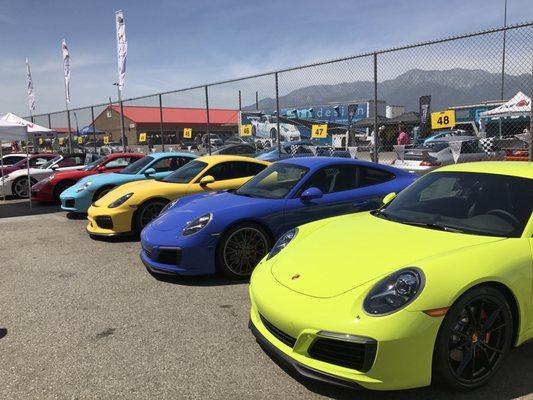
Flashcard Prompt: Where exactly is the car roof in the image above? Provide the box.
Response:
[437,162,532,179]
[148,152,197,159]
[106,152,145,158]
[277,156,392,170]
[196,154,270,165]
[3,153,26,157]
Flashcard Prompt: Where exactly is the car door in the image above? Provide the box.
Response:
[282,164,395,231]
[187,161,266,194]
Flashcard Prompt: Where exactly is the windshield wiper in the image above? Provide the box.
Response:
[399,220,465,233]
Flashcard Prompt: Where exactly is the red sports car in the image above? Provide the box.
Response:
[31,152,144,203]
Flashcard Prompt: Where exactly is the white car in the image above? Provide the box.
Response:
[0,154,86,198]
[1,153,26,166]
[250,116,301,142]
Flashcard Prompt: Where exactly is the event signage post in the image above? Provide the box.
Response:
[419,95,431,138]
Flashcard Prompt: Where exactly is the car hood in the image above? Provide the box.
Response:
[93,179,186,206]
[150,191,273,232]
[271,212,504,298]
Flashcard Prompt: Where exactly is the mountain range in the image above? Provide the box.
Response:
[248,68,529,112]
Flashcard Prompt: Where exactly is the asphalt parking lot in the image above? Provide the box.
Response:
[0,199,532,399]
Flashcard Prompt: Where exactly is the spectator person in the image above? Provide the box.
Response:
[397,124,410,146]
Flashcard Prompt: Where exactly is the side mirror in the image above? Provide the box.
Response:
[96,165,107,172]
[300,187,323,202]
[144,167,156,176]
[199,175,215,187]
[382,192,397,206]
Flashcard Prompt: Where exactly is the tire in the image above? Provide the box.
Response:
[133,199,169,233]
[93,186,115,202]
[216,223,272,279]
[12,177,37,198]
[54,180,75,203]
[433,285,513,391]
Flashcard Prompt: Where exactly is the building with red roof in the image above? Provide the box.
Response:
[93,105,239,145]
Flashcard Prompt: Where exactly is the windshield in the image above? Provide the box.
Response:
[235,163,308,199]
[80,156,105,171]
[377,171,533,238]
[40,156,62,169]
[162,160,207,184]
[117,156,153,174]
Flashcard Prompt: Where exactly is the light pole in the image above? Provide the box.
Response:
[73,111,80,146]
[113,82,126,150]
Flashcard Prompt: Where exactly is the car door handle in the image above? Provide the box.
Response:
[352,200,369,207]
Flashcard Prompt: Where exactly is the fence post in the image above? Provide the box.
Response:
[205,85,211,156]
[66,108,73,153]
[118,100,126,150]
[255,91,259,110]
[238,90,242,111]
[159,93,165,151]
[275,73,281,161]
[91,106,97,154]
[529,48,533,162]
[372,52,379,163]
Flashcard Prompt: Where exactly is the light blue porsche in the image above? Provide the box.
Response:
[60,152,197,213]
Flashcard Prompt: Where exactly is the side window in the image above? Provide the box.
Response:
[59,156,83,167]
[3,156,24,165]
[29,157,48,167]
[151,157,179,172]
[232,162,266,178]
[300,165,358,195]
[357,167,395,187]
[105,157,130,168]
[201,162,235,181]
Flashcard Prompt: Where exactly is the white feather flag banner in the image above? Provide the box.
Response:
[26,58,35,111]
[115,10,127,91]
[61,39,71,104]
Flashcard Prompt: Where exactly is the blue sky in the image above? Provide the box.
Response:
[0,0,531,117]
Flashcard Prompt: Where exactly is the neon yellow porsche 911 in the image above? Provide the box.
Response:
[86,155,269,236]
[250,161,532,391]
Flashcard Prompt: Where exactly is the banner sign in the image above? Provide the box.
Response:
[61,39,71,104]
[347,104,359,125]
[115,10,127,91]
[77,136,83,144]
[240,124,252,137]
[311,124,328,139]
[183,128,192,139]
[103,136,109,145]
[58,137,64,145]
[419,95,431,137]
[26,58,35,111]
[139,132,147,142]
[431,110,455,130]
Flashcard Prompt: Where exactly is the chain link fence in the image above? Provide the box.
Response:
[27,22,532,164]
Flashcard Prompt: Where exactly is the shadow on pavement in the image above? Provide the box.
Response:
[0,199,61,219]
[145,266,248,287]
[258,339,533,400]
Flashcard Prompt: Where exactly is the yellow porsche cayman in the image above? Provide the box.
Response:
[86,155,269,236]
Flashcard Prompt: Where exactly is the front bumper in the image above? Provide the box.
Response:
[60,189,93,213]
[139,227,219,275]
[31,180,54,203]
[249,265,442,391]
[86,205,134,236]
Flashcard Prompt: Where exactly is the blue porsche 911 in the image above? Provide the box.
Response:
[140,157,416,278]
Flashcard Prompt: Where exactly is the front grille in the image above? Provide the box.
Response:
[260,314,296,348]
[143,247,181,265]
[308,338,377,372]
[64,199,75,208]
[95,216,113,230]
[158,248,182,265]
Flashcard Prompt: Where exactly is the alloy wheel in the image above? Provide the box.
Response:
[223,227,269,276]
[447,295,509,385]
[14,178,30,198]
[138,201,167,229]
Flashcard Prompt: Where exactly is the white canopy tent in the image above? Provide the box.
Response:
[0,118,31,202]
[1,112,54,137]
[480,91,531,119]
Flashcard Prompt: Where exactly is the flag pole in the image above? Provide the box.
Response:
[0,141,4,201]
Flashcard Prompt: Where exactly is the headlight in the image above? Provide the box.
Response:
[267,228,298,260]
[75,181,92,193]
[160,199,179,216]
[363,268,424,316]
[182,213,212,236]
[108,192,133,208]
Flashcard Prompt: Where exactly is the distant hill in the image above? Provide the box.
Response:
[247,68,529,112]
